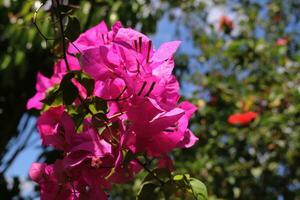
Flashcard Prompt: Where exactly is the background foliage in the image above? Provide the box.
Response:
[0,0,299,199]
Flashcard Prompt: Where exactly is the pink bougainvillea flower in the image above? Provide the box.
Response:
[69,21,109,54]
[29,162,47,183]
[74,168,110,200]
[176,101,199,148]
[29,161,74,200]
[26,72,52,110]
[27,22,115,111]
[29,19,200,199]
[114,27,151,54]
[63,126,112,169]
[108,158,142,184]
[151,41,181,63]
[37,106,75,151]
[123,99,195,156]
[94,77,125,100]
[30,160,110,200]
[27,56,81,111]
[112,96,197,157]
[145,101,198,155]
[81,45,121,80]
[80,25,182,109]
[68,20,122,55]
[228,111,258,125]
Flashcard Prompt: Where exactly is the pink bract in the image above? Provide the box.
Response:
[29,20,198,199]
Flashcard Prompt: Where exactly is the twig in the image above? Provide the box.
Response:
[33,2,56,42]
[53,0,71,71]
[134,157,165,186]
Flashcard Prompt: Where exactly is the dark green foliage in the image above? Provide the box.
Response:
[112,1,300,199]
[65,16,81,41]
[60,72,78,105]
[1,0,300,199]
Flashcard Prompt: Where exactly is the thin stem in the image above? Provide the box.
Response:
[134,157,165,186]
[33,2,56,41]
[54,0,70,71]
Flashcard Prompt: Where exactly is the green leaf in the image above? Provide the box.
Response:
[60,73,78,105]
[41,88,61,106]
[173,174,184,181]
[71,112,87,131]
[123,150,136,167]
[162,180,177,199]
[65,16,80,42]
[97,126,106,135]
[136,182,158,200]
[189,178,208,200]
[172,173,190,188]
[62,81,78,105]
[94,97,108,113]
[77,77,94,97]
[91,112,107,127]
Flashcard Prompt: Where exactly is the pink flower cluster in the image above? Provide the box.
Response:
[28,21,198,199]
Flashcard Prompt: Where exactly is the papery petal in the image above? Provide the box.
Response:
[29,163,46,183]
[152,59,175,78]
[94,78,125,99]
[115,28,150,44]
[150,108,185,131]
[78,186,108,200]
[81,46,120,80]
[114,28,154,60]
[147,130,185,156]
[70,140,111,157]
[36,106,72,150]
[26,92,45,110]
[63,151,89,168]
[152,41,181,62]
[69,21,109,54]
[177,129,198,148]
[36,72,52,92]
[178,101,197,119]
[60,112,76,144]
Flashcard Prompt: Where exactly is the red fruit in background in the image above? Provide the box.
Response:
[228,111,258,125]
[272,14,281,23]
[276,37,289,46]
[219,15,234,34]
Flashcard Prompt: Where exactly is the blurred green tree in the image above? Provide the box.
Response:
[0,0,299,199]
[112,0,300,199]
[165,0,300,199]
